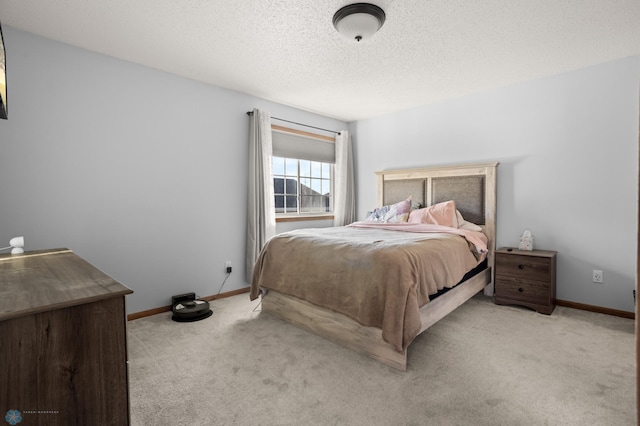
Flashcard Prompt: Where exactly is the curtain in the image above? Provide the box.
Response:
[333,130,356,226]
[246,109,276,281]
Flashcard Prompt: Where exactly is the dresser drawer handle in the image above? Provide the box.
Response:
[518,287,524,292]
[518,265,525,269]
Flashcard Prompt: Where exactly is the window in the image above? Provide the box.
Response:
[273,157,333,215]
[271,125,335,219]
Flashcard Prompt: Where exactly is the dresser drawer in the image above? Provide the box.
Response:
[495,277,549,305]
[495,253,551,282]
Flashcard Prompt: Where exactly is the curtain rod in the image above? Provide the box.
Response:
[246,111,341,135]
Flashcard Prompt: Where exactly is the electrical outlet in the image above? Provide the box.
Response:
[592,270,603,283]
[225,261,232,274]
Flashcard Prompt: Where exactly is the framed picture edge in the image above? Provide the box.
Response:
[0,20,7,120]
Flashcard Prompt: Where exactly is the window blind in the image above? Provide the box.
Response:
[272,129,335,163]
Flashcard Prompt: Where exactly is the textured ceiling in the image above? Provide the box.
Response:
[1,0,639,122]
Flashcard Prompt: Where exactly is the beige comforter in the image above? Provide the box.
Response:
[250,224,486,352]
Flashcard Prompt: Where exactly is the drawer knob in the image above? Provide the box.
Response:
[518,264,525,269]
[518,287,524,292]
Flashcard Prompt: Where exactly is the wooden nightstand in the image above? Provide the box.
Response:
[494,247,557,314]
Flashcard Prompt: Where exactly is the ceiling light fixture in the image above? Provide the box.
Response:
[333,3,386,43]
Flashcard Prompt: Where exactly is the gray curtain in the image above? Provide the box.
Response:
[246,109,276,281]
[333,130,356,226]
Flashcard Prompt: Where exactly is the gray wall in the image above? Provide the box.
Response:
[0,27,346,314]
[2,26,638,315]
[350,56,640,313]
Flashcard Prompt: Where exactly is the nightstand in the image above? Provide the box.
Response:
[494,247,557,314]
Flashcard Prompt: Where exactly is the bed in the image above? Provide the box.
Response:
[250,162,498,370]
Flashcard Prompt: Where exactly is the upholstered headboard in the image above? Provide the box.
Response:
[375,162,499,294]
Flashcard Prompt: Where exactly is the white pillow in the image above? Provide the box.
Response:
[456,210,483,231]
[365,197,412,223]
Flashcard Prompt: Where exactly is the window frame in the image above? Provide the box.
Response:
[271,125,336,222]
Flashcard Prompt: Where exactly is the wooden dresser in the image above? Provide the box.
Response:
[494,247,557,315]
[0,249,133,425]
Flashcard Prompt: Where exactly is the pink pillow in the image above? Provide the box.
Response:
[408,200,458,227]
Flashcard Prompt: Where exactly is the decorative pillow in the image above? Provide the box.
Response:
[365,197,412,223]
[408,200,458,227]
[456,210,483,231]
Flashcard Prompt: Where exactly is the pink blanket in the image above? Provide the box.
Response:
[348,222,488,255]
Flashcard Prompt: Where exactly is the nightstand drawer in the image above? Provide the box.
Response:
[495,253,551,282]
[495,277,549,305]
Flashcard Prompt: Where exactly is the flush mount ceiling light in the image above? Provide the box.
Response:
[333,3,386,42]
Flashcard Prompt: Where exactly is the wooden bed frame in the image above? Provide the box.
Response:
[260,162,498,371]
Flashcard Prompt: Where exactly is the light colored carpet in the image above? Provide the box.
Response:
[127,293,635,425]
